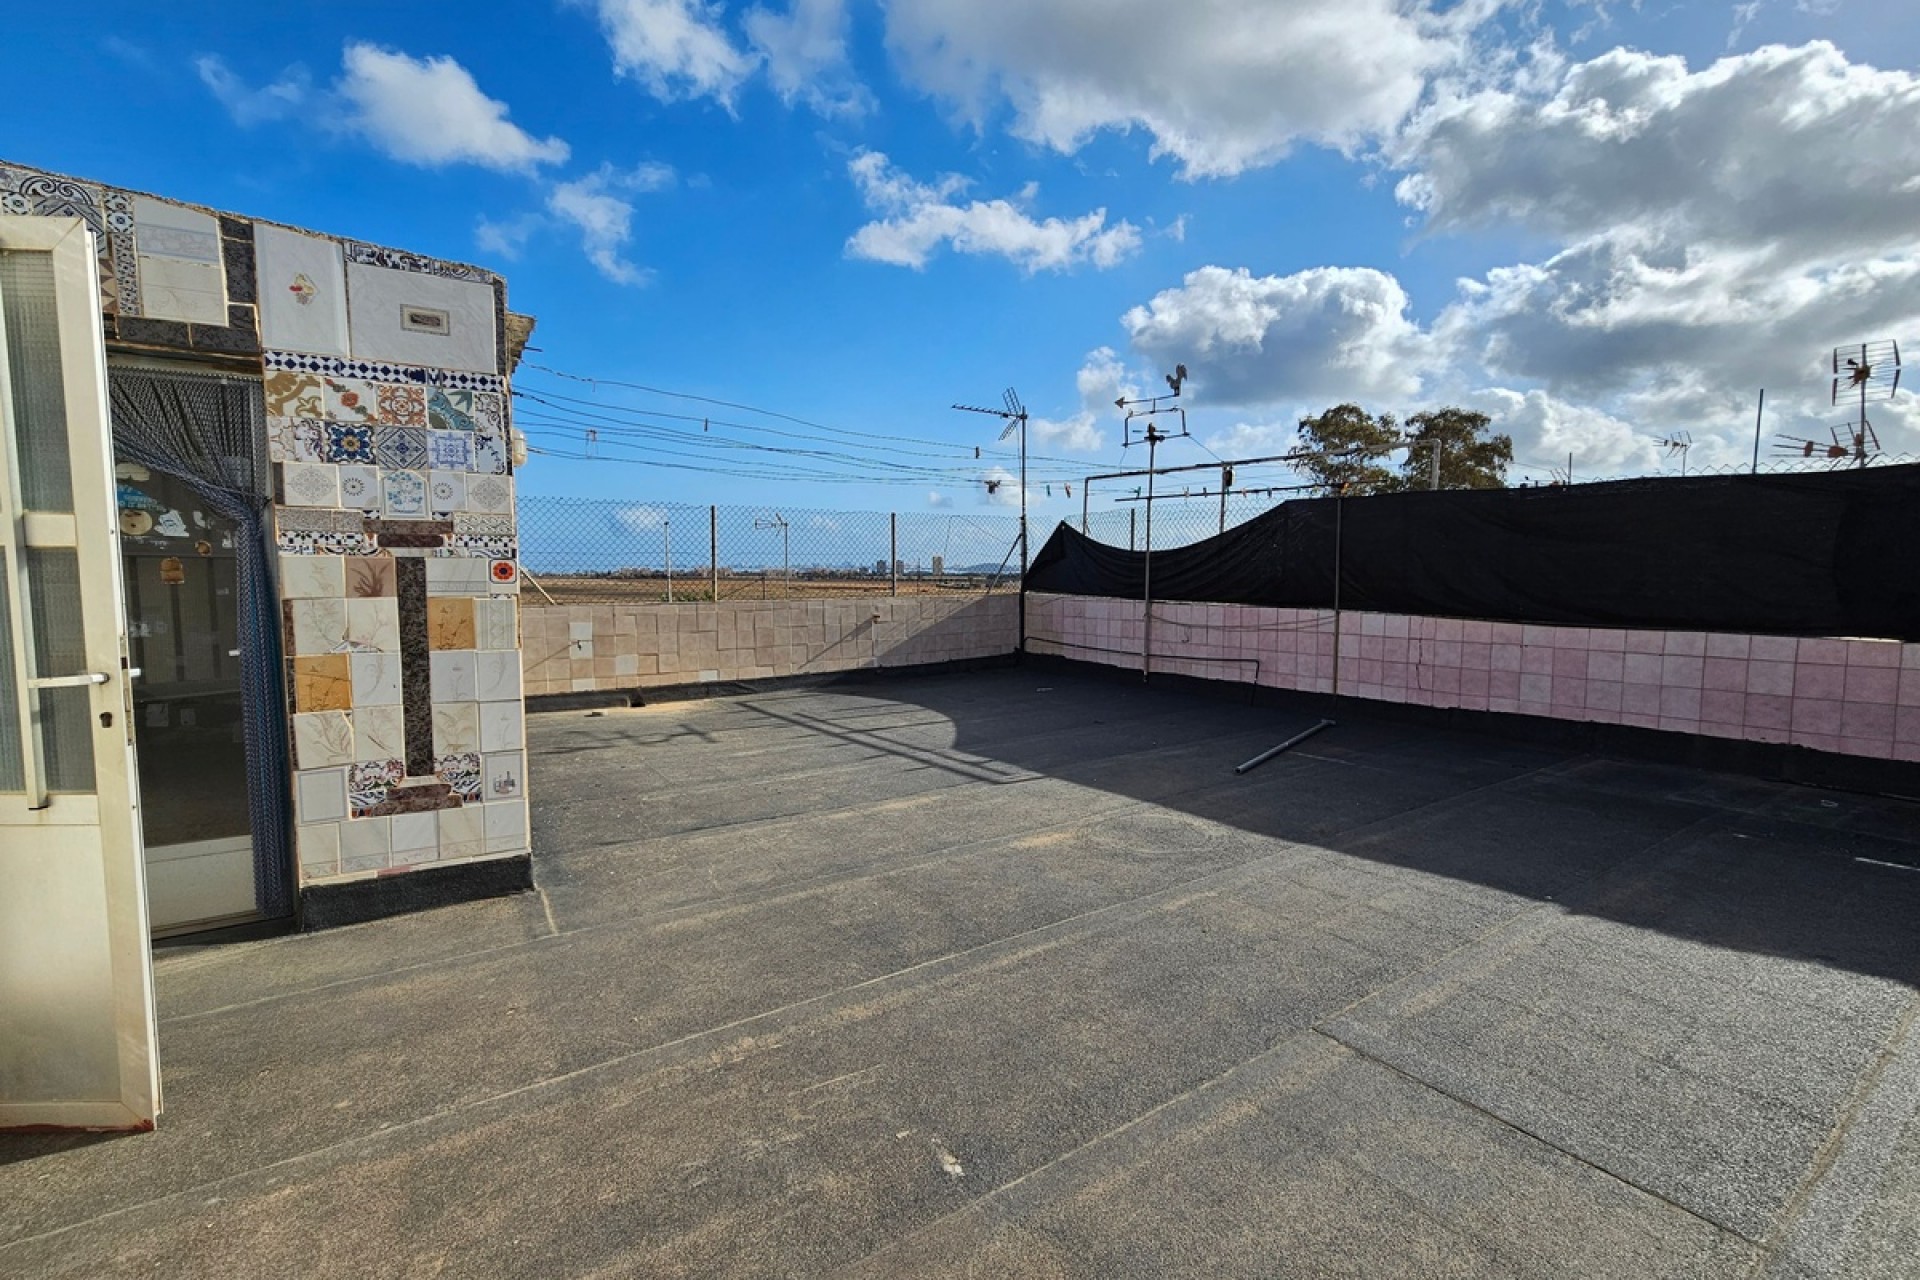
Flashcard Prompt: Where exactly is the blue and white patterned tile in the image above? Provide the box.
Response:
[427,429,473,472]
[383,469,427,519]
[470,429,509,476]
[451,533,517,558]
[374,426,429,471]
[343,241,494,284]
[428,388,478,433]
[265,349,503,393]
[14,172,106,237]
[324,421,379,465]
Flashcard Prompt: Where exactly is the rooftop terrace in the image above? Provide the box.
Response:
[3,668,1917,1277]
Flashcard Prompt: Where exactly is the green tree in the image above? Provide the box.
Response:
[1399,407,1513,490]
[1295,404,1403,495]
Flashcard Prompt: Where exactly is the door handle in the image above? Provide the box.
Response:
[28,671,110,688]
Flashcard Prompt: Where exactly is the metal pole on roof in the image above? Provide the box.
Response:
[1751,389,1765,474]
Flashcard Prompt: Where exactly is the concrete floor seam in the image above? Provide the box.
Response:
[1307,1026,1758,1246]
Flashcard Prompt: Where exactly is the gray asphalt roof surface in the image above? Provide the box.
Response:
[3,668,1917,1278]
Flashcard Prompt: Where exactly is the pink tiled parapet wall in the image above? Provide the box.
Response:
[1026,592,1920,764]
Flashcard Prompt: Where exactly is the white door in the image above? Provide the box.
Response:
[0,216,160,1130]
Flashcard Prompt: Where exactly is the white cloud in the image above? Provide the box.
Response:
[927,489,953,507]
[1121,265,1433,408]
[585,0,756,104]
[745,0,866,115]
[613,504,669,533]
[196,55,310,125]
[1395,42,1920,457]
[845,150,1141,272]
[879,0,1490,177]
[1395,42,1920,258]
[548,164,673,286]
[337,43,569,173]
[474,213,543,260]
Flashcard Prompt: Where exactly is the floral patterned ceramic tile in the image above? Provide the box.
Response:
[376,383,427,426]
[281,461,339,507]
[465,473,513,514]
[427,470,466,515]
[338,465,380,510]
[428,429,473,472]
[349,758,406,814]
[383,469,427,518]
[473,391,505,432]
[428,388,478,433]
[264,371,324,419]
[375,426,429,471]
[325,418,377,464]
[268,417,327,464]
[470,429,509,476]
[323,375,381,423]
[434,752,483,802]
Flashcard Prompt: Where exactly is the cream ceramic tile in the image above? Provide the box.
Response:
[427,469,466,515]
[281,461,339,508]
[466,472,514,515]
[391,810,438,861]
[483,751,524,802]
[476,597,519,651]
[352,704,406,762]
[280,554,343,600]
[292,710,355,769]
[345,597,400,653]
[297,822,340,877]
[483,798,528,853]
[338,464,381,511]
[256,224,349,357]
[350,651,403,705]
[438,806,486,861]
[427,556,490,596]
[474,650,521,702]
[479,701,522,753]
[433,702,481,756]
[291,597,347,655]
[339,815,391,874]
[295,768,348,823]
[345,261,497,374]
[431,651,477,701]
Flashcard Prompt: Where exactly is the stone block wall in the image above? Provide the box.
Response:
[522,595,1017,695]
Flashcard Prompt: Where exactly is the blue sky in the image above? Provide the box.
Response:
[7,0,1920,523]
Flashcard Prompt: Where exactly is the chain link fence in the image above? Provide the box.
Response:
[1077,453,1920,552]
[518,496,1025,604]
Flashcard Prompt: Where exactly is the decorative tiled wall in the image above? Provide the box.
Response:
[273,349,527,883]
[3,159,532,891]
[1028,593,1920,764]
[521,596,1017,696]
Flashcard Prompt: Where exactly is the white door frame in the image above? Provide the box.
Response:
[0,215,160,1130]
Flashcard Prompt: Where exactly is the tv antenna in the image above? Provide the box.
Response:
[1660,431,1692,477]
[1775,339,1900,467]
[1112,366,1192,683]
[952,387,1029,649]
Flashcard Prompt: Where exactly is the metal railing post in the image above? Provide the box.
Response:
[890,513,898,596]
[709,505,718,602]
